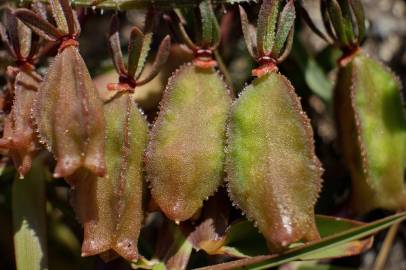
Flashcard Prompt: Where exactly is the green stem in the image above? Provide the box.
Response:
[11,0,255,10]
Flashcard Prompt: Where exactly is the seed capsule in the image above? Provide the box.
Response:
[334,52,406,213]
[0,69,41,177]
[69,15,167,260]
[15,0,106,179]
[70,93,148,260]
[33,45,106,178]
[228,0,322,251]
[0,8,42,177]
[146,63,231,222]
[302,0,406,213]
[226,72,323,251]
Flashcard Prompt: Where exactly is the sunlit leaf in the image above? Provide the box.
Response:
[12,157,48,270]
[272,0,295,57]
[256,0,280,55]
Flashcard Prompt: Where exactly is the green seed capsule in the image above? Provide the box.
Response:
[146,63,231,222]
[70,93,148,260]
[226,71,323,251]
[334,51,406,213]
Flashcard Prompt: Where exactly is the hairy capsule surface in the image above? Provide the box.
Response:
[146,63,231,222]
[71,93,148,260]
[335,52,406,213]
[0,70,41,177]
[226,72,323,251]
[33,46,106,179]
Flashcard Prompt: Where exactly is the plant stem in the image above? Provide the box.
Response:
[11,0,255,10]
[373,221,401,270]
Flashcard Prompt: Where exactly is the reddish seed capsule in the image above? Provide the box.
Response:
[15,0,107,179]
[70,16,168,260]
[0,69,41,177]
[33,45,106,179]
[70,94,148,260]
[0,9,42,177]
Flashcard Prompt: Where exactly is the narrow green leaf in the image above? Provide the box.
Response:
[127,26,144,78]
[58,0,76,36]
[337,0,356,44]
[12,157,48,270]
[17,17,34,59]
[326,0,348,46]
[128,28,153,79]
[210,5,221,49]
[299,237,372,260]
[257,0,281,56]
[137,35,171,85]
[196,212,406,270]
[199,0,214,47]
[135,32,153,79]
[349,0,366,43]
[272,0,295,57]
[239,5,257,58]
[49,0,69,35]
[321,0,337,40]
[276,27,293,62]
[170,10,198,50]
